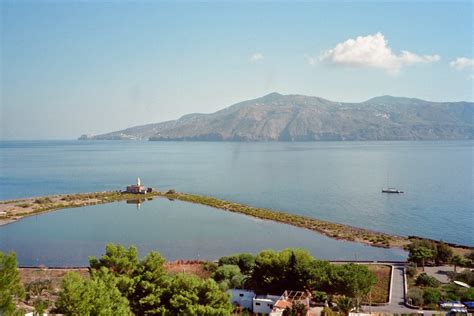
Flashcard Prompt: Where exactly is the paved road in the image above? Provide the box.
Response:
[363,264,440,315]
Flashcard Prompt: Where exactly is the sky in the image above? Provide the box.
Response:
[1,0,473,140]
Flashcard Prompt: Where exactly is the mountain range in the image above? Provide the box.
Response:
[79,93,474,141]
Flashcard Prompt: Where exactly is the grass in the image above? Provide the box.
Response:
[364,265,391,304]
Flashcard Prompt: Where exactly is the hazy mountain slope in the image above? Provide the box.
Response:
[79,93,474,141]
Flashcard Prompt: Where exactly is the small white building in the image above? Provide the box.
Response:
[253,295,280,314]
[228,289,255,310]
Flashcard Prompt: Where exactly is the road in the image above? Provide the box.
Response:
[363,264,440,315]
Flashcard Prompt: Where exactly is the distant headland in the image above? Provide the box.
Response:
[79,93,474,141]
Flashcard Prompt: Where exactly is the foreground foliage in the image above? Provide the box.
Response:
[56,269,131,315]
[55,244,233,315]
[0,251,25,315]
[212,249,377,309]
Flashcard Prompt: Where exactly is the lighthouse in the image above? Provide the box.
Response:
[125,177,146,194]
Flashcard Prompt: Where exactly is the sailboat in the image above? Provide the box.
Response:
[382,188,404,193]
[382,171,404,194]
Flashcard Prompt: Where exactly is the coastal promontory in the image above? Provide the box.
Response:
[80,93,474,141]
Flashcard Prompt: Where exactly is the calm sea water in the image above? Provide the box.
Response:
[0,198,407,266]
[0,140,472,264]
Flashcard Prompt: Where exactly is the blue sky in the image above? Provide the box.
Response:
[1,0,473,139]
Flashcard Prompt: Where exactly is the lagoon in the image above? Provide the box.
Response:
[0,198,407,266]
[0,140,472,248]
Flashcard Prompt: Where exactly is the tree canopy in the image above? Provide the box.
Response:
[55,269,131,315]
[228,248,377,310]
[57,243,233,315]
[0,251,25,316]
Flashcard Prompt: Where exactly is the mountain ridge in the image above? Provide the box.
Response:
[79,93,474,141]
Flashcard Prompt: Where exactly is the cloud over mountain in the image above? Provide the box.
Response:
[320,33,440,74]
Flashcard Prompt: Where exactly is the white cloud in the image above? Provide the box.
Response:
[320,32,440,74]
[305,54,317,66]
[449,57,474,71]
[250,53,264,63]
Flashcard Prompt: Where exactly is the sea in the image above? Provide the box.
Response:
[0,140,472,266]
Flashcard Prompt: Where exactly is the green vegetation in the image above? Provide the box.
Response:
[450,255,466,273]
[283,301,308,316]
[56,244,232,315]
[408,246,434,271]
[212,264,245,291]
[56,269,131,315]
[336,296,354,316]
[3,246,387,314]
[210,249,378,311]
[0,252,25,315]
[407,265,474,309]
[415,273,440,287]
[218,253,255,275]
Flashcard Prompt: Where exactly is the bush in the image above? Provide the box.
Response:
[415,273,440,287]
[312,290,328,303]
[435,241,453,265]
[408,288,424,307]
[203,262,218,274]
[34,197,53,204]
[442,283,464,301]
[26,279,53,299]
[218,253,255,275]
[212,265,244,290]
[461,288,474,302]
[423,288,441,305]
[321,306,336,316]
[464,250,474,267]
[406,264,418,278]
[448,270,474,287]
[166,189,176,195]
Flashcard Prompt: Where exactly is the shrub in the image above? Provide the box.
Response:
[461,288,474,302]
[406,263,418,278]
[449,270,474,287]
[435,241,453,265]
[212,265,244,290]
[218,253,255,275]
[408,288,424,307]
[166,189,176,195]
[321,306,335,316]
[441,283,464,301]
[336,296,354,316]
[34,197,53,204]
[423,288,441,305]
[283,301,308,316]
[33,299,49,315]
[26,279,53,299]
[415,273,440,287]
[203,262,218,274]
[312,290,328,303]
